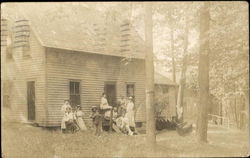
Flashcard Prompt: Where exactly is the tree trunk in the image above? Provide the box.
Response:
[197,2,210,143]
[220,101,223,125]
[176,16,189,123]
[171,32,176,83]
[145,2,156,147]
[169,10,176,83]
[169,9,178,116]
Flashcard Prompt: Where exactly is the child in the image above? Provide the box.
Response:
[90,106,103,136]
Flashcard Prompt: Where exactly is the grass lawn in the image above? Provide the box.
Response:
[2,121,249,158]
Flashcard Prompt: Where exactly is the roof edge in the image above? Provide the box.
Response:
[44,45,145,60]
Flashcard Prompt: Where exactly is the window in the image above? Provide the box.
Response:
[162,86,169,94]
[69,81,81,108]
[3,80,12,108]
[126,83,135,102]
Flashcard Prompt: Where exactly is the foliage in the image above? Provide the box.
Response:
[154,91,170,117]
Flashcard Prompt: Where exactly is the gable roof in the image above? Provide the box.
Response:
[154,72,178,86]
[1,3,145,59]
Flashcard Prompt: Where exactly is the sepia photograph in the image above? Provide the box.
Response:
[1,2,249,157]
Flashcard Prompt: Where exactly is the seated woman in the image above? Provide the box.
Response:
[74,105,87,131]
[62,107,79,133]
[114,110,134,135]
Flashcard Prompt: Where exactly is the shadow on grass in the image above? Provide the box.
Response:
[2,122,249,157]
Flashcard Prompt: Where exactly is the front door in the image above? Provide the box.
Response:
[27,81,35,120]
[104,83,116,107]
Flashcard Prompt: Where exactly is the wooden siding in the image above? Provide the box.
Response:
[2,29,47,126]
[46,48,146,126]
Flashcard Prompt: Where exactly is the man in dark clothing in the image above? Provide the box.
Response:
[90,107,103,136]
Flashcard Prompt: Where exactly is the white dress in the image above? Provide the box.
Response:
[100,97,112,109]
[61,103,71,129]
[61,103,71,114]
[100,97,112,117]
[75,110,87,131]
[125,102,136,127]
[61,112,74,129]
[115,116,133,135]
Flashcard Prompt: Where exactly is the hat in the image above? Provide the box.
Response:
[128,96,133,100]
[91,106,98,112]
[91,106,98,110]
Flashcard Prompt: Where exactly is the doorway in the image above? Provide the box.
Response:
[104,82,116,107]
[27,81,35,120]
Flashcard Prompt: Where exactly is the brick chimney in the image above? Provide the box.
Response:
[13,19,30,53]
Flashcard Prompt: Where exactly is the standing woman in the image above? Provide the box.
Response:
[61,99,71,132]
[100,93,112,118]
[125,96,136,131]
[75,105,87,131]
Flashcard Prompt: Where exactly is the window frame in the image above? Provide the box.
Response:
[69,80,81,108]
[104,81,117,106]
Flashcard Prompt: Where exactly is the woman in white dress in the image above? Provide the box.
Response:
[61,100,71,131]
[75,105,87,131]
[100,93,112,118]
[115,112,134,135]
[125,96,136,128]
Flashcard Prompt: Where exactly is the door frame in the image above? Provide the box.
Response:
[68,79,82,108]
[26,80,36,121]
[104,81,117,106]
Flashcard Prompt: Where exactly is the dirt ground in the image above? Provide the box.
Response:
[2,121,249,158]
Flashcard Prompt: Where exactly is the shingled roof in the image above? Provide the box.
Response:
[154,72,178,86]
[1,3,145,59]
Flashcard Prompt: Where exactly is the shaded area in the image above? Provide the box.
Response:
[2,122,249,157]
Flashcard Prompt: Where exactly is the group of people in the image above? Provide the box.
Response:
[61,93,137,136]
[61,100,87,133]
[92,93,137,136]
